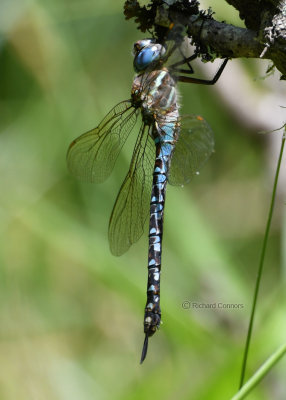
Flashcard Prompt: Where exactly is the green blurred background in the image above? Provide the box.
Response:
[0,0,286,399]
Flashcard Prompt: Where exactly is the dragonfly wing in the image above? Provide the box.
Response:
[108,123,155,256]
[67,100,138,183]
[168,115,214,186]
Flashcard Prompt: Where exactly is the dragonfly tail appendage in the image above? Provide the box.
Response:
[140,333,149,364]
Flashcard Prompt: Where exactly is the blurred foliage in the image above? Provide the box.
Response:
[0,1,285,399]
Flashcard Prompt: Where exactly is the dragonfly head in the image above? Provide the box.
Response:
[133,39,166,73]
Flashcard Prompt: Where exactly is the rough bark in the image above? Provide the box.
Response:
[124,0,286,79]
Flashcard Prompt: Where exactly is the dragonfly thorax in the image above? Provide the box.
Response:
[131,68,179,130]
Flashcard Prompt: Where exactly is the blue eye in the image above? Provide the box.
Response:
[133,42,166,72]
[134,48,157,71]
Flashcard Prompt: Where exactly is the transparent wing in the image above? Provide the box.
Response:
[168,115,214,186]
[108,123,155,256]
[67,100,138,183]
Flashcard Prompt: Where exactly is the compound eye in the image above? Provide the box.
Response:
[133,44,165,72]
[135,48,155,70]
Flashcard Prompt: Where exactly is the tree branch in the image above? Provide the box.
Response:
[124,0,286,78]
[180,17,262,59]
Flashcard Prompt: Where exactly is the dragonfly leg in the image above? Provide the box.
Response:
[177,58,228,85]
[169,45,228,82]
[171,67,196,75]
[169,52,197,72]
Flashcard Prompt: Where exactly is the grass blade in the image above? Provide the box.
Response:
[239,127,286,387]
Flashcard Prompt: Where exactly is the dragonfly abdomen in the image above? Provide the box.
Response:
[141,133,176,362]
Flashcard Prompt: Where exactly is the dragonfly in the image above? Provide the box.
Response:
[67,38,227,363]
